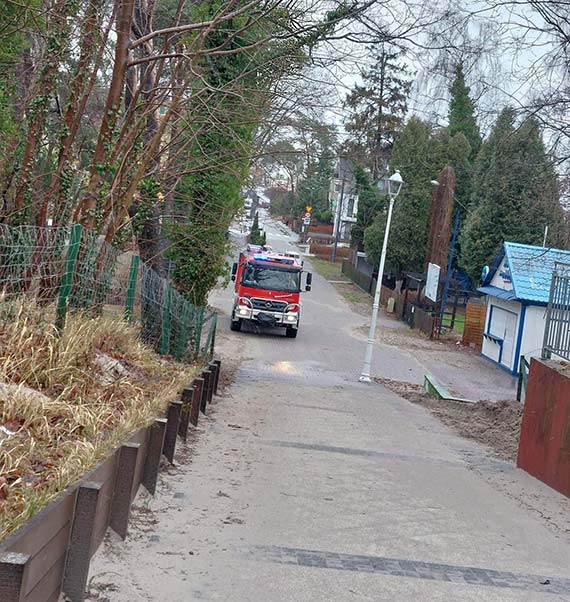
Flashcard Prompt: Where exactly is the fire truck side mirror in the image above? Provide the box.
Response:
[231,262,238,281]
[305,272,312,291]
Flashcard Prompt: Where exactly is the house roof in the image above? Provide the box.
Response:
[480,241,570,304]
[478,285,517,301]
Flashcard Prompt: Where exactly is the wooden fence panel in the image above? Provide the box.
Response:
[462,301,486,349]
[414,307,436,338]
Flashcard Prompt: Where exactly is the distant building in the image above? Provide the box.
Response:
[329,159,359,241]
[478,241,570,375]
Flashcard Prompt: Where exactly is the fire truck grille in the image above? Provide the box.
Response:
[251,298,288,312]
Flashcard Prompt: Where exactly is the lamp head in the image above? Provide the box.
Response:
[388,170,404,199]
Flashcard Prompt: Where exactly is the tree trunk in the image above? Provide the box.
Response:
[11,0,72,217]
[78,0,136,229]
[38,0,109,227]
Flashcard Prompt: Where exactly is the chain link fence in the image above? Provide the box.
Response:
[0,224,217,361]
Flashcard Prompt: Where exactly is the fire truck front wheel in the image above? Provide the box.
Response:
[285,327,298,338]
[230,316,242,332]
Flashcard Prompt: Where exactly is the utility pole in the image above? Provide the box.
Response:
[331,176,346,263]
[437,209,460,337]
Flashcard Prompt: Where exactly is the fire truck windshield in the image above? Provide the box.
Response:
[242,264,300,292]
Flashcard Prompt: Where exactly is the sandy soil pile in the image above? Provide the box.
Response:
[376,377,523,462]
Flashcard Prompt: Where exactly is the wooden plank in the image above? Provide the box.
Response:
[212,360,221,394]
[178,386,194,441]
[163,401,183,464]
[200,370,211,414]
[86,452,118,485]
[110,443,140,540]
[90,468,116,556]
[142,419,167,495]
[190,379,203,427]
[127,428,147,446]
[62,482,101,602]
[45,586,62,602]
[208,362,218,401]
[22,522,69,596]
[130,428,149,502]
[0,490,75,556]
[23,555,65,602]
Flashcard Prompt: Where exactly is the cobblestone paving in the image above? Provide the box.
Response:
[245,545,570,596]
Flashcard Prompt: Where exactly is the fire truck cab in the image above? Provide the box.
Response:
[230,245,312,338]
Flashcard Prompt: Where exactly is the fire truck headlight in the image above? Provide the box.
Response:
[285,313,298,323]
[238,307,251,317]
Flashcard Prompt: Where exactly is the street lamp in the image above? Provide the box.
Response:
[359,170,404,382]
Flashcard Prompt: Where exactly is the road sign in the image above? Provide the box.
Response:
[426,263,440,302]
[303,212,311,220]
[303,217,311,225]
[306,205,312,213]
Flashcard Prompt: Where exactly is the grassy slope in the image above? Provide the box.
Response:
[0,302,196,538]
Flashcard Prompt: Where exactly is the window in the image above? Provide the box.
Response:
[487,306,517,368]
[242,264,301,292]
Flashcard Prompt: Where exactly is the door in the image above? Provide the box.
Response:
[489,306,518,370]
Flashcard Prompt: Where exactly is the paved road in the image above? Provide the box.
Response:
[88,214,570,601]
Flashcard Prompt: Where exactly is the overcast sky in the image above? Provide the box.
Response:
[304,1,561,141]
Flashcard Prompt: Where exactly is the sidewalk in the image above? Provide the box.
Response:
[86,346,570,602]
[310,259,517,402]
[373,309,518,401]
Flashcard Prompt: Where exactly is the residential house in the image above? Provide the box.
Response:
[478,241,570,375]
[329,159,359,241]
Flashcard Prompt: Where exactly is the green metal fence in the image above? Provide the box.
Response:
[517,355,530,402]
[0,224,216,361]
[341,260,374,294]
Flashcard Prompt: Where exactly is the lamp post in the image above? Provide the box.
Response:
[359,170,404,382]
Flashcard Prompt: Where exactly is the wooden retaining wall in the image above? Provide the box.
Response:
[0,359,222,602]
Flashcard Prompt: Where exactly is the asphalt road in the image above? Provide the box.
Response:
[87,212,570,601]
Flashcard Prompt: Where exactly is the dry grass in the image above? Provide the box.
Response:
[0,300,196,538]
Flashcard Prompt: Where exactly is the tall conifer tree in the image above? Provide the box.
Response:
[460,109,567,283]
[344,44,412,178]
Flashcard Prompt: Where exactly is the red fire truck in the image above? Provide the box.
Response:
[230,245,312,338]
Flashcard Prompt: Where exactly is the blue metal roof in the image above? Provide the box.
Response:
[477,285,517,301]
[482,242,570,304]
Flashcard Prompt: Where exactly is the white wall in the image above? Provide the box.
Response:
[481,297,522,372]
[482,298,549,373]
[520,305,547,364]
[489,256,514,292]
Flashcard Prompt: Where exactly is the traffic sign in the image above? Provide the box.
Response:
[306,205,312,213]
[303,217,311,225]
